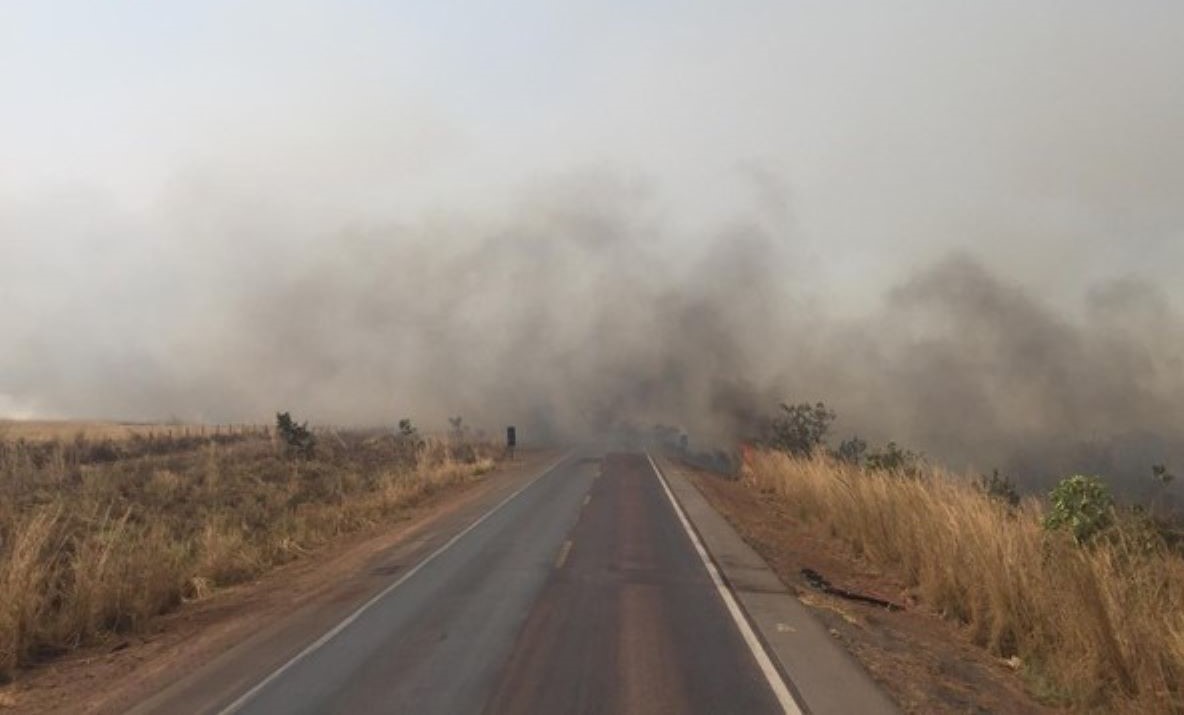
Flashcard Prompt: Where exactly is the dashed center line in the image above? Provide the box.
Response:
[555,539,574,569]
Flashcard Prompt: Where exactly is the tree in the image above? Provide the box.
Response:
[275,412,316,459]
[394,418,424,465]
[769,402,835,457]
[832,436,868,465]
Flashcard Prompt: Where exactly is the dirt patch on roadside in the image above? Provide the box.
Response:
[686,467,1059,715]
[0,452,556,714]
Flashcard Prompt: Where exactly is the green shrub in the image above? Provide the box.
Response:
[1044,475,1114,544]
[275,412,316,459]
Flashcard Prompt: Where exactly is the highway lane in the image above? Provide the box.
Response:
[222,451,787,714]
[484,452,784,715]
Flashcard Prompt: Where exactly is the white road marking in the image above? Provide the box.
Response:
[555,539,574,568]
[217,452,574,715]
[645,453,804,715]
[582,494,591,507]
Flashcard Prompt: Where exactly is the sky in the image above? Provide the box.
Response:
[4,2,1181,298]
[2,1,1184,482]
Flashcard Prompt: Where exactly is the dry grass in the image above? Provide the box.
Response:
[0,430,496,678]
[745,449,1184,712]
[0,420,257,443]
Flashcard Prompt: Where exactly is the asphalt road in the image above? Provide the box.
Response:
[221,452,787,715]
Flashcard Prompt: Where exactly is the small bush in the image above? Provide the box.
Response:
[768,402,834,457]
[393,418,424,465]
[275,412,316,459]
[832,436,868,465]
[977,469,1021,508]
[864,441,922,476]
[1044,475,1114,544]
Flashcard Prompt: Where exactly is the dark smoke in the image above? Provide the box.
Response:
[6,2,1184,503]
[805,256,1184,493]
[5,171,1184,499]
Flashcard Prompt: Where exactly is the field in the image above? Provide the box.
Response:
[0,420,261,443]
[0,423,497,679]
[743,449,1184,713]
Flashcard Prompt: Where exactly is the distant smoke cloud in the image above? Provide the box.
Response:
[799,257,1184,491]
[5,174,1184,497]
[3,2,1184,495]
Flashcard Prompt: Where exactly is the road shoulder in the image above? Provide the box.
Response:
[654,456,899,715]
[2,451,564,715]
[669,458,1055,714]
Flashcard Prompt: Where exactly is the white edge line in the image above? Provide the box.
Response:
[217,451,574,714]
[646,452,804,715]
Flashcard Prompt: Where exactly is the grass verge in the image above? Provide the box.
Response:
[0,430,496,678]
[745,449,1184,712]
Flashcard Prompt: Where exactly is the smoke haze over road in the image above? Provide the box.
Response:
[3,1,1184,485]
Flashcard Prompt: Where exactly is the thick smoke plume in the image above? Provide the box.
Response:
[5,172,1184,496]
[4,2,1184,495]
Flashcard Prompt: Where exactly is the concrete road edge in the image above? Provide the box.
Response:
[653,456,900,715]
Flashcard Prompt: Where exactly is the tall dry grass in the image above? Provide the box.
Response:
[0,419,263,443]
[746,449,1184,712]
[0,430,496,677]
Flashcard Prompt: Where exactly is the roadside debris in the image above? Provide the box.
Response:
[801,568,903,612]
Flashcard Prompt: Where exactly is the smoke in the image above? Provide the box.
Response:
[4,1,1184,492]
[801,257,1184,490]
[6,177,1184,491]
